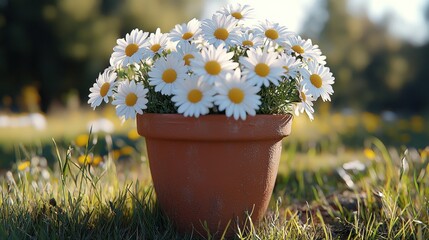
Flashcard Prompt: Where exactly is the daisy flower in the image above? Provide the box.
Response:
[148,54,187,95]
[110,28,148,68]
[112,80,148,120]
[257,20,292,46]
[285,35,325,64]
[201,14,240,47]
[172,75,215,117]
[143,28,169,59]
[88,68,117,109]
[169,18,202,43]
[294,84,316,121]
[300,61,335,101]
[174,41,200,68]
[190,43,238,84]
[235,29,264,49]
[278,53,301,79]
[214,68,261,120]
[239,47,283,87]
[217,3,254,22]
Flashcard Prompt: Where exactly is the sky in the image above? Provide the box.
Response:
[202,0,429,46]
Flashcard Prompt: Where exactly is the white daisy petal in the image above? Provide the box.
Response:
[214,68,261,120]
[239,48,283,87]
[172,75,215,118]
[169,18,202,43]
[88,68,117,109]
[110,29,149,68]
[143,28,170,59]
[201,14,240,48]
[300,61,335,101]
[112,80,148,120]
[148,54,187,95]
[217,3,254,22]
[256,20,293,47]
[294,83,316,121]
[190,43,238,85]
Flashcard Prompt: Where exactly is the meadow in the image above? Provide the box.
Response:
[0,105,428,239]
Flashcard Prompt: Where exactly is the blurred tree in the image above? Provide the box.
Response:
[305,0,429,114]
[0,0,202,112]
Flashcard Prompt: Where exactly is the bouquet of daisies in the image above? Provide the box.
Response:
[88,4,334,121]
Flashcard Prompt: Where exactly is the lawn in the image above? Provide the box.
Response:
[0,107,428,239]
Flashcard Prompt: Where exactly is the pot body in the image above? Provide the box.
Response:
[137,114,292,235]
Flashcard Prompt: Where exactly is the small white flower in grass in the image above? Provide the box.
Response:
[88,68,117,109]
[174,41,200,69]
[279,53,301,79]
[169,18,202,43]
[257,20,292,46]
[214,68,261,120]
[148,54,187,95]
[112,80,148,120]
[300,61,335,101]
[217,3,254,22]
[143,28,169,59]
[191,43,238,85]
[172,75,215,117]
[285,35,325,64]
[240,47,283,87]
[294,83,316,121]
[110,28,148,68]
[202,14,240,47]
[235,29,264,49]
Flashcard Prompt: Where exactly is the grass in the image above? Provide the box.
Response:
[1,133,428,239]
[0,108,429,239]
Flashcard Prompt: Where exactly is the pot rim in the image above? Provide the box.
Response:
[137,113,293,141]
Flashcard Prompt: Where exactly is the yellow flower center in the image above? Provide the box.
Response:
[300,91,306,102]
[242,40,254,47]
[283,66,289,73]
[187,89,203,103]
[125,43,139,57]
[182,32,194,40]
[162,68,177,83]
[255,63,270,77]
[100,82,110,97]
[18,161,31,171]
[265,29,279,40]
[92,156,103,166]
[214,28,229,40]
[364,148,376,160]
[292,45,305,54]
[205,61,221,75]
[125,92,138,106]
[228,88,244,104]
[231,12,243,19]
[183,54,194,66]
[150,43,161,53]
[310,74,323,88]
[78,155,92,166]
[75,134,89,147]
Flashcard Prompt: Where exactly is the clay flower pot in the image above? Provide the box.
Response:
[137,113,292,235]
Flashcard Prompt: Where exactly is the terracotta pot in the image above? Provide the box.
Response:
[137,114,292,235]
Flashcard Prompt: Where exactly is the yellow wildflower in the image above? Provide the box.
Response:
[75,134,89,147]
[78,155,92,166]
[363,148,376,160]
[17,161,31,171]
[127,129,140,141]
[120,146,134,156]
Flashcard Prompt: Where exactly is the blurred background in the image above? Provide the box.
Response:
[0,0,428,168]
